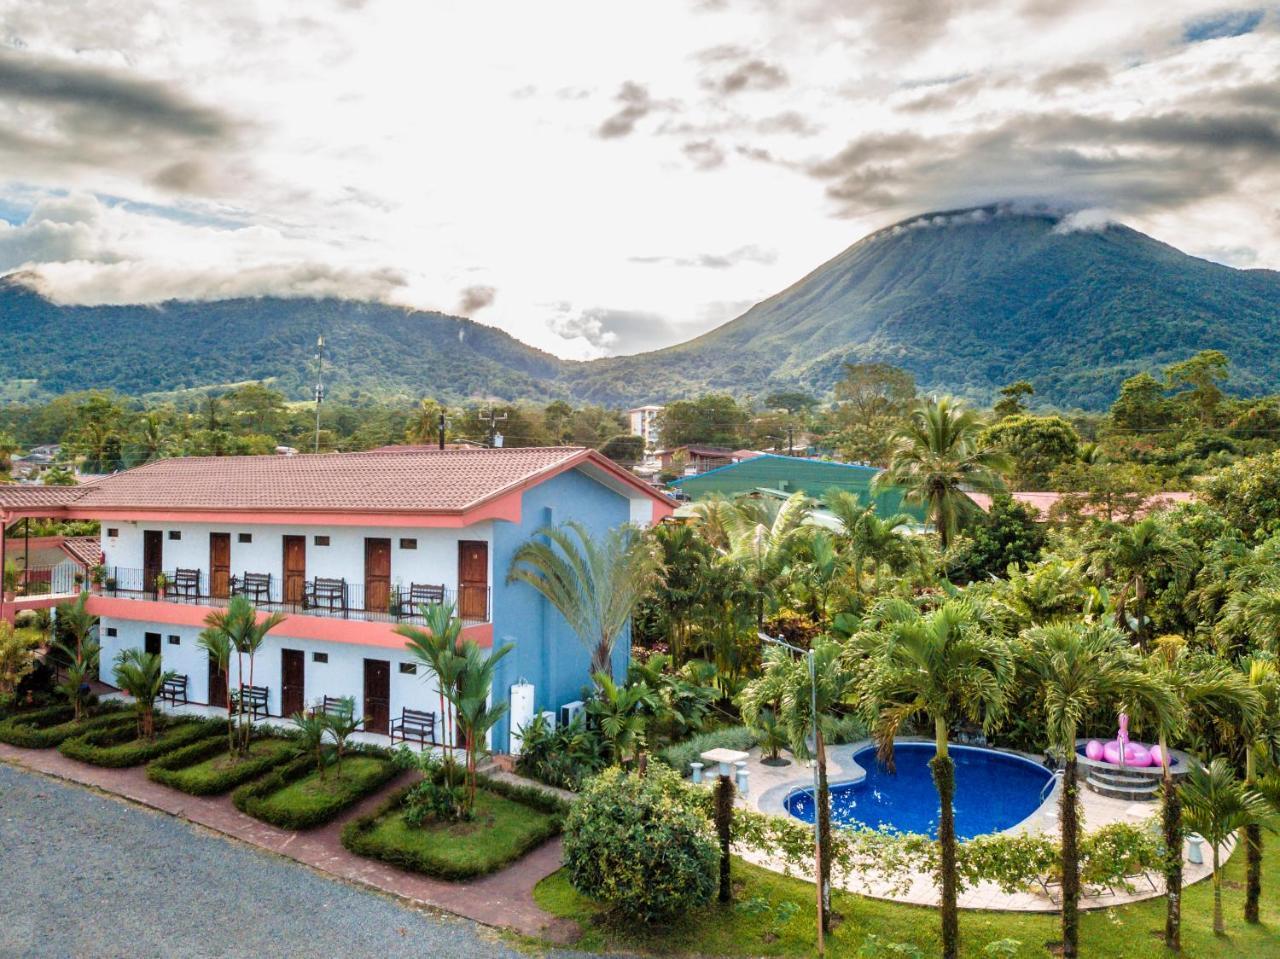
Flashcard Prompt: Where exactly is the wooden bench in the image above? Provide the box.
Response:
[160,674,189,705]
[172,568,201,599]
[232,572,272,604]
[317,695,355,722]
[305,577,348,613]
[390,707,436,746]
[230,684,270,719]
[397,583,446,619]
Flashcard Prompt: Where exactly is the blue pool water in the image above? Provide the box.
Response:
[784,743,1053,840]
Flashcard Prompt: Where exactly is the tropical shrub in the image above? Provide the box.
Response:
[657,725,758,777]
[563,765,717,922]
[395,748,470,825]
[0,622,40,696]
[514,712,608,790]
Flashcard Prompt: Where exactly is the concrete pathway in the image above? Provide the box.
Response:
[0,740,580,945]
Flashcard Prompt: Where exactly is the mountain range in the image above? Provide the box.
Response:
[2,206,1278,410]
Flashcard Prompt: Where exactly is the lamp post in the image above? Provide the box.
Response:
[760,630,824,957]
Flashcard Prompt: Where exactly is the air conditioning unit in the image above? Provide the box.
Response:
[559,700,585,727]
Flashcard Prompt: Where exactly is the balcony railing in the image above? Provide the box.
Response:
[96,567,490,625]
[5,563,81,598]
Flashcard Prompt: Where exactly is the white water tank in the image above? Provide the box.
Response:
[509,681,535,755]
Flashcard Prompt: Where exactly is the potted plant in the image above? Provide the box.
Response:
[90,564,106,589]
[154,572,170,598]
[104,575,117,592]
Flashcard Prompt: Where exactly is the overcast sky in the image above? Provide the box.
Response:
[1,1,1277,359]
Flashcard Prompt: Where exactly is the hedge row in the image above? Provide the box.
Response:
[231,746,399,830]
[59,718,224,768]
[0,703,132,749]
[340,777,563,881]
[146,735,301,796]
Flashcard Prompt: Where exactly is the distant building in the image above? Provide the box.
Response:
[965,490,1196,521]
[654,445,743,475]
[627,406,664,448]
[669,453,925,520]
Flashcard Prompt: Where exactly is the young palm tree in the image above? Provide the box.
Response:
[292,710,331,779]
[857,599,1013,959]
[1019,620,1179,959]
[874,396,1010,550]
[585,672,654,765]
[825,490,921,595]
[201,596,286,754]
[1084,517,1193,648]
[322,699,361,780]
[57,591,98,658]
[1181,757,1278,936]
[53,636,99,722]
[453,640,513,811]
[1144,637,1260,951]
[721,491,810,625]
[113,648,175,741]
[396,601,466,750]
[507,521,662,685]
[196,628,235,754]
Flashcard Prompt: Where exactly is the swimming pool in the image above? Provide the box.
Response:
[784,743,1053,840]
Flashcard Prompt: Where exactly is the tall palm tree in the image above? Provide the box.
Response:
[857,599,1013,959]
[874,396,1010,550]
[397,601,466,750]
[507,521,662,685]
[825,491,922,595]
[1084,517,1193,649]
[1019,621,1179,959]
[721,491,810,625]
[196,627,235,753]
[1218,581,1280,656]
[200,596,286,754]
[1236,656,1280,924]
[112,648,175,741]
[1181,757,1278,936]
[1144,637,1259,951]
[453,639,513,811]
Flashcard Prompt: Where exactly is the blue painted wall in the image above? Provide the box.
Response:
[488,467,632,750]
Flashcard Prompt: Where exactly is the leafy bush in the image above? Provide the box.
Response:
[514,713,608,790]
[59,718,221,767]
[657,725,758,777]
[395,749,470,826]
[563,765,717,922]
[232,748,398,829]
[824,711,868,746]
[0,702,128,748]
[146,736,300,795]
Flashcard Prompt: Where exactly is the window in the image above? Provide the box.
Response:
[238,533,252,543]
[168,531,181,541]
[399,662,417,675]
[106,528,119,538]
[314,535,330,546]
[105,627,118,638]
[167,635,181,645]
[312,652,328,664]
[399,538,417,550]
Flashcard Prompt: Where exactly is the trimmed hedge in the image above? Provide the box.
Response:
[147,735,301,795]
[341,776,563,880]
[0,703,132,749]
[657,725,759,777]
[59,718,223,768]
[232,747,399,830]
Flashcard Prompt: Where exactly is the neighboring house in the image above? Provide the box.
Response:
[654,445,742,474]
[627,406,663,449]
[0,448,673,751]
[965,490,1196,521]
[668,452,926,521]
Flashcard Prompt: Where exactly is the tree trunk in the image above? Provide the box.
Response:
[931,718,959,959]
[816,728,833,932]
[1212,845,1224,936]
[1245,744,1261,924]
[1060,755,1081,959]
[715,773,734,903]
[1161,733,1182,952]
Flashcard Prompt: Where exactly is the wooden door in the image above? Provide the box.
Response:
[281,648,306,718]
[143,530,163,592]
[457,540,489,621]
[363,658,390,734]
[209,533,231,599]
[144,632,162,657]
[283,536,306,605]
[208,651,228,709]
[364,537,391,614]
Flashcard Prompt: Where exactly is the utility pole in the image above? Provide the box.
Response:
[787,425,796,456]
[437,410,447,450]
[479,408,507,448]
[312,334,325,453]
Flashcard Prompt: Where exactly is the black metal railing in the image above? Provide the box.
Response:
[97,567,490,625]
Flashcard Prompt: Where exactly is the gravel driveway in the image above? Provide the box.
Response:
[0,763,592,959]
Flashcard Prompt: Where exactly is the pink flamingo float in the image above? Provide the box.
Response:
[1084,713,1170,768]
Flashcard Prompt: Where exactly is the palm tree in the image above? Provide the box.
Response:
[722,491,810,625]
[196,627,234,753]
[1181,757,1278,936]
[1019,620,1179,959]
[1218,582,1280,656]
[1144,637,1259,951]
[322,699,361,779]
[1084,517,1193,648]
[291,710,331,779]
[796,530,846,626]
[53,636,99,722]
[57,592,98,658]
[826,491,921,595]
[874,396,1010,550]
[585,672,654,764]
[131,411,171,464]
[200,596,286,754]
[397,601,466,750]
[113,648,175,741]
[857,599,1013,959]
[507,521,662,685]
[0,430,21,479]
[1235,656,1280,924]
[453,639,513,811]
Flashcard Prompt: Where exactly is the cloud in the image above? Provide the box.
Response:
[629,245,777,268]
[1032,62,1111,94]
[457,284,496,314]
[1051,208,1117,233]
[683,138,727,170]
[703,57,788,95]
[597,82,658,138]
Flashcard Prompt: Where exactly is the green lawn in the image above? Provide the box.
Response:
[345,789,559,880]
[148,736,298,794]
[534,842,1278,958]
[238,754,397,828]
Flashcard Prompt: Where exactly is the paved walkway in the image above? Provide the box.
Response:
[0,740,580,946]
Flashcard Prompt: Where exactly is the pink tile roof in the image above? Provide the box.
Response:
[60,536,103,569]
[966,490,1196,520]
[0,486,88,512]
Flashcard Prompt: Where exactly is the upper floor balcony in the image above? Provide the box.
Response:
[95,565,490,626]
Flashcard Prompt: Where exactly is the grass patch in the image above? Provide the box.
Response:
[59,717,221,767]
[147,736,299,795]
[342,785,561,880]
[232,751,399,830]
[534,845,1278,958]
[0,703,132,749]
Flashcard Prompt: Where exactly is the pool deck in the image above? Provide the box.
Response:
[723,737,1227,913]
